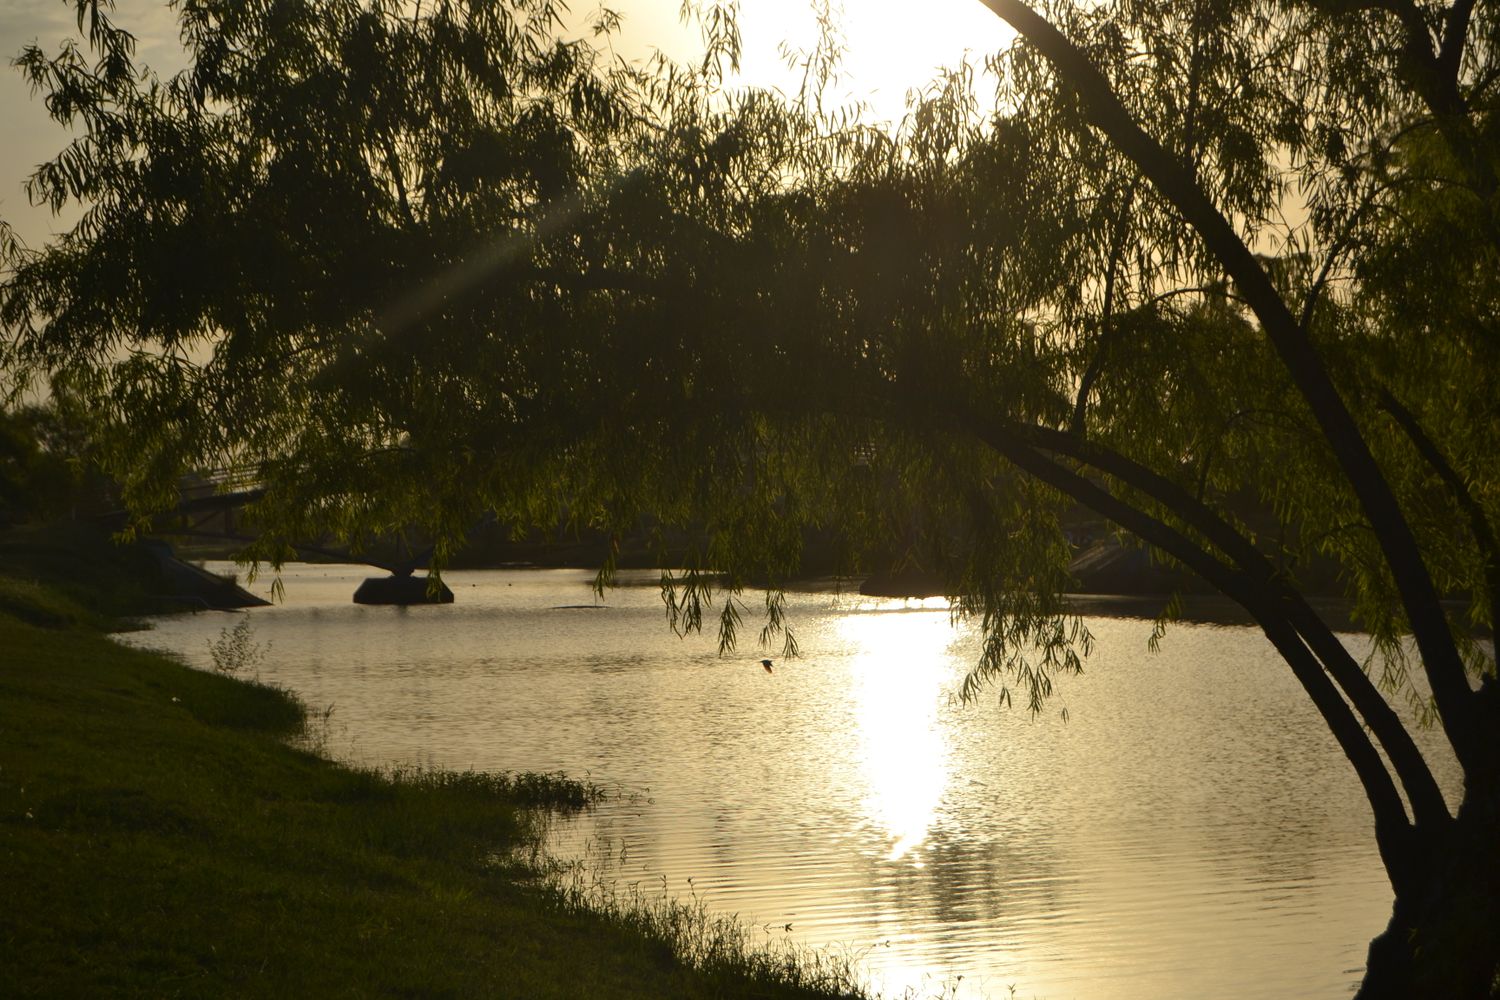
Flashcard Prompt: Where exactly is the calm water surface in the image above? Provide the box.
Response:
[119,564,1461,999]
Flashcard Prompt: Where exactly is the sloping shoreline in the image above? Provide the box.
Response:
[0,582,873,999]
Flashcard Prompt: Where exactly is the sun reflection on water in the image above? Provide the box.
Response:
[121,567,1442,999]
[838,605,955,863]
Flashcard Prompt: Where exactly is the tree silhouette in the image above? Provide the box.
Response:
[2,1,1496,994]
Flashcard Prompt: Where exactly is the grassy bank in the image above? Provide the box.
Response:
[0,523,186,624]
[0,584,870,998]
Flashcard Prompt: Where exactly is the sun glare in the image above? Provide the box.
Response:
[605,1,1017,126]
[831,2,1017,120]
[838,608,956,862]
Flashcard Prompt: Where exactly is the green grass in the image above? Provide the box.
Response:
[0,572,120,630]
[0,595,872,999]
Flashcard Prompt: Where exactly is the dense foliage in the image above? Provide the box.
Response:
[0,383,118,523]
[2,1,1498,994]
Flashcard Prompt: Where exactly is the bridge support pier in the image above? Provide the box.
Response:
[352,575,455,605]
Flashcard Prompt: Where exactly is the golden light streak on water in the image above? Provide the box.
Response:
[839,610,953,863]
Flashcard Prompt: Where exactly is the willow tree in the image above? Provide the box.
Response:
[957,2,1500,996]
[3,0,1498,995]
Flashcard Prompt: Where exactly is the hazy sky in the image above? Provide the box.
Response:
[0,1,1014,247]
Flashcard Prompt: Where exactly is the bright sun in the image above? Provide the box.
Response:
[820,1,1017,120]
[609,0,1018,126]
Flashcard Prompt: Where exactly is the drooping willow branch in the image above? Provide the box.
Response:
[1070,182,1137,435]
[974,410,1450,830]
[958,408,1424,889]
[976,0,1481,771]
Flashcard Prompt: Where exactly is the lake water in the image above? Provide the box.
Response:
[118,563,1462,999]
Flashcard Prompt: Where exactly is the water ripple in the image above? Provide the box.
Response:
[121,565,1462,1000]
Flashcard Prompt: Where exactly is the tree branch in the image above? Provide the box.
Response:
[960,411,1422,886]
[381,135,417,228]
[1297,182,1381,332]
[1378,386,1500,639]
[1438,0,1477,84]
[1360,0,1495,198]
[1009,419,1451,828]
[1071,183,1136,434]
[976,0,1482,771]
